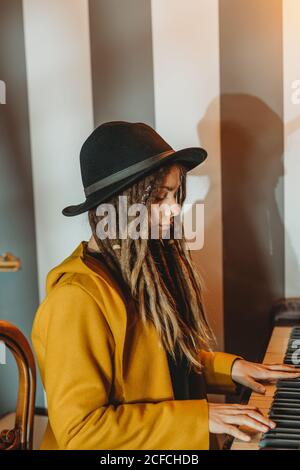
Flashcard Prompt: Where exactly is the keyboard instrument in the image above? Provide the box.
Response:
[230,326,300,450]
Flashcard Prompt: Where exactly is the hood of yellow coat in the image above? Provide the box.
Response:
[45,240,129,304]
[44,240,134,387]
[46,240,99,295]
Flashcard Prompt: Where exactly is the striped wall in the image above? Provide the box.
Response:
[0,0,299,414]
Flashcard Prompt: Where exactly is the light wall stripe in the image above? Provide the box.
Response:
[151,0,224,349]
[283,0,300,297]
[22,0,94,306]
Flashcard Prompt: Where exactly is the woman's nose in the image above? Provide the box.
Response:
[161,201,181,220]
[171,202,181,217]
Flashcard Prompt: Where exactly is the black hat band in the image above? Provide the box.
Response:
[84,149,175,197]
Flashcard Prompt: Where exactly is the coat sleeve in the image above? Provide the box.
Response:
[32,283,210,450]
[200,350,244,395]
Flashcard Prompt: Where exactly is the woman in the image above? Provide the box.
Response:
[31,121,300,450]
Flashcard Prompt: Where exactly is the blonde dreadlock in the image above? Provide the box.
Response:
[87,162,216,374]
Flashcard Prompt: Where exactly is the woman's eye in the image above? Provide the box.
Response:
[156,190,179,203]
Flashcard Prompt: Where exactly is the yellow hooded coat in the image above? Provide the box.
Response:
[31,241,242,450]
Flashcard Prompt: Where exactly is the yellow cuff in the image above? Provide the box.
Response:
[201,351,244,394]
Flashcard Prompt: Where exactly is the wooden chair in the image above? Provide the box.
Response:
[0,321,36,450]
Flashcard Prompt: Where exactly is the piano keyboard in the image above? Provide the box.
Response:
[231,326,300,450]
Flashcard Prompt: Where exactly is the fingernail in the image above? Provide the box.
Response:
[259,386,266,393]
[271,421,276,428]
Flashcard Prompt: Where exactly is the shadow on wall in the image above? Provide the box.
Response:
[197,93,300,361]
[184,95,224,350]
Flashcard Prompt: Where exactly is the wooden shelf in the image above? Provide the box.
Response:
[0,252,21,272]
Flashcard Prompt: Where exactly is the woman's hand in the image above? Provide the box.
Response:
[208,403,276,442]
[231,359,300,394]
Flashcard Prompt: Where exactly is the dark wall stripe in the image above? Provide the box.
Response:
[0,0,44,414]
[88,0,155,128]
[219,0,284,361]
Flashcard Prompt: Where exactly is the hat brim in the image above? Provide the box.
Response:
[62,147,207,217]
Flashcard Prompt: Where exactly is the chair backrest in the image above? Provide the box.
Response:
[0,321,36,450]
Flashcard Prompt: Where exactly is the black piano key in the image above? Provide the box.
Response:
[273,400,300,406]
[273,393,300,398]
[275,399,300,406]
[272,401,300,409]
[278,386,300,392]
[274,390,300,400]
[260,447,299,450]
[264,427,300,435]
[270,407,300,416]
[259,438,300,449]
[272,418,300,428]
[276,379,300,390]
[263,426,300,437]
[270,414,300,421]
[262,433,300,441]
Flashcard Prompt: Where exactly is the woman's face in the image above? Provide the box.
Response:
[150,164,182,234]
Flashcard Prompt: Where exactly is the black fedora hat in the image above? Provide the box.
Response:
[62,121,208,217]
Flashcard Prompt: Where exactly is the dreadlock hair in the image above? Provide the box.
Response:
[87,162,216,374]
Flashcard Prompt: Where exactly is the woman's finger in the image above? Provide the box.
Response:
[263,363,300,372]
[242,376,266,393]
[225,424,251,442]
[218,404,261,411]
[224,414,269,433]
[222,409,275,428]
[219,408,258,416]
[245,410,276,428]
[262,370,300,380]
